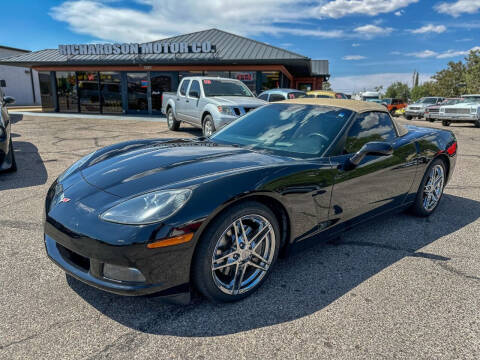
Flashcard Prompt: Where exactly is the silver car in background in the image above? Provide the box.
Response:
[162,77,266,136]
[438,94,480,128]
[405,97,444,120]
[257,88,306,102]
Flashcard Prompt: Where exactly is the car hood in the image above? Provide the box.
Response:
[80,139,287,198]
[442,102,478,108]
[209,96,266,107]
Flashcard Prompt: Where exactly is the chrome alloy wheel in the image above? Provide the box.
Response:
[204,120,214,137]
[167,111,173,127]
[211,215,276,295]
[423,164,445,211]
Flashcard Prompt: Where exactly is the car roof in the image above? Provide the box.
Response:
[278,98,388,113]
[462,94,480,96]
[261,88,303,94]
[307,90,337,95]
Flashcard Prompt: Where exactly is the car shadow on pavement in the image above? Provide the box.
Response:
[10,114,24,124]
[67,193,480,337]
[0,141,48,190]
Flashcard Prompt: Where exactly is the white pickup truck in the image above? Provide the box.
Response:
[161,76,266,136]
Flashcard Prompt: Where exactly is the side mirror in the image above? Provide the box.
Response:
[348,141,393,167]
[0,80,6,88]
[3,96,15,105]
[190,91,199,99]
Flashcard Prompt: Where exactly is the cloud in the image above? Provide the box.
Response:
[50,0,411,42]
[395,10,404,16]
[352,43,360,47]
[354,24,394,39]
[312,0,418,18]
[343,55,367,60]
[435,0,480,17]
[406,46,480,58]
[409,24,446,34]
[330,72,432,93]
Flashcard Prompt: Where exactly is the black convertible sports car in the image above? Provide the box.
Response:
[44,99,457,303]
[0,94,16,172]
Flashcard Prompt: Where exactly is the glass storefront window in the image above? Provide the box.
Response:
[77,72,100,113]
[230,71,256,93]
[179,71,203,82]
[38,72,54,112]
[127,72,148,113]
[204,71,229,78]
[260,71,280,91]
[100,72,122,114]
[56,72,78,112]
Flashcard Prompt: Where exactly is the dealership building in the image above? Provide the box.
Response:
[0,29,329,115]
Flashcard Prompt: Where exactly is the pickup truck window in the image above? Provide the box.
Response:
[189,80,201,97]
[179,80,190,96]
[203,79,253,97]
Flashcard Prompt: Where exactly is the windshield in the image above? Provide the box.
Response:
[202,79,253,97]
[418,97,438,104]
[364,97,380,101]
[382,98,392,105]
[442,99,463,105]
[211,103,352,158]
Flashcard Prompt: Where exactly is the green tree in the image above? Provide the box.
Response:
[465,49,480,93]
[411,81,437,101]
[432,61,466,97]
[414,71,419,87]
[322,81,332,91]
[385,82,410,101]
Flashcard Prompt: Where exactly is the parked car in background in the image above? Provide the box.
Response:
[0,93,16,172]
[394,108,405,117]
[257,88,306,102]
[352,91,381,102]
[382,98,407,115]
[162,77,266,136]
[438,94,480,127]
[405,97,444,120]
[425,98,464,122]
[306,90,348,99]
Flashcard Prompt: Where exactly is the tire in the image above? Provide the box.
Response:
[5,140,17,172]
[202,115,215,137]
[428,118,434,122]
[192,201,280,303]
[410,158,446,217]
[442,120,450,127]
[166,108,180,131]
[406,115,413,120]
[474,120,480,128]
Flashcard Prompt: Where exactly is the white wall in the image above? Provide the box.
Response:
[0,48,41,106]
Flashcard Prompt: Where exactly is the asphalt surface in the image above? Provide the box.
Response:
[1,114,479,359]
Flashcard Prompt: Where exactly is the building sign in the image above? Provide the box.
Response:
[59,41,214,56]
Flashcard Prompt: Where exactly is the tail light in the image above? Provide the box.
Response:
[446,141,457,155]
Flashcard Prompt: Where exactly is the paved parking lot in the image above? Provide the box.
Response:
[1,114,479,359]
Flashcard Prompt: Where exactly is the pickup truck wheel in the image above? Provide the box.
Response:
[442,120,450,127]
[167,108,180,131]
[406,115,413,120]
[474,120,480,128]
[203,115,216,137]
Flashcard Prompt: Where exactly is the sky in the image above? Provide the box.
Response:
[2,0,480,93]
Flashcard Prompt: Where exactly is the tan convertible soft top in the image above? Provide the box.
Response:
[279,98,387,113]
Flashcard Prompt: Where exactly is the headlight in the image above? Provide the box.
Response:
[440,107,445,113]
[470,107,477,114]
[217,106,236,116]
[100,189,192,225]
[57,151,96,182]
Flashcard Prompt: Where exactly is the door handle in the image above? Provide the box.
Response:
[186,100,189,103]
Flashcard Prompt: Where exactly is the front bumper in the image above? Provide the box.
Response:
[437,113,479,122]
[0,122,12,170]
[212,113,239,129]
[43,178,198,303]
[405,109,425,117]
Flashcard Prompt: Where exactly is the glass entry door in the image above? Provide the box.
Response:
[151,73,174,113]
[127,72,148,113]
